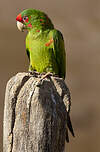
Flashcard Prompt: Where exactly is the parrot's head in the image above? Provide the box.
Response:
[16,9,54,32]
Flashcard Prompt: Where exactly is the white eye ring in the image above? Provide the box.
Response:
[23,16,28,22]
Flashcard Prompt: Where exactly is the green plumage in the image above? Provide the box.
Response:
[16,9,66,79]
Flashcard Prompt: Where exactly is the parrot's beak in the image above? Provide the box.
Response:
[16,21,26,32]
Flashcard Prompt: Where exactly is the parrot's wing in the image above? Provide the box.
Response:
[26,35,30,62]
[52,30,75,141]
[52,30,66,79]
[26,48,30,61]
[26,40,34,71]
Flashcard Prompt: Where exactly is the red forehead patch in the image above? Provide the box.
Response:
[16,14,22,22]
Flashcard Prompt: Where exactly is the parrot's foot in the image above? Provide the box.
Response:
[28,71,41,78]
[41,72,53,79]
[36,72,54,86]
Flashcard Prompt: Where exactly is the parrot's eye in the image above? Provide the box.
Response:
[23,16,28,22]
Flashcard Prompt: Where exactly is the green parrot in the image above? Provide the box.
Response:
[16,9,74,141]
[16,9,66,79]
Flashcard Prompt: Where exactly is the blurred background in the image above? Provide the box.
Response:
[0,0,100,151]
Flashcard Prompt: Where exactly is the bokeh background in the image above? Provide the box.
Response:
[0,0,100,151]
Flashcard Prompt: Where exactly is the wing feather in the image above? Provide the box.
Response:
[52,30,66,79]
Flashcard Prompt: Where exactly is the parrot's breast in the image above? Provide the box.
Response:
[26,31,59,74]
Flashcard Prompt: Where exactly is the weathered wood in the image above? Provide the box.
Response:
[3,72,70,152]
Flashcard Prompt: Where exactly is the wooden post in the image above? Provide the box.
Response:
[3,72,70,152]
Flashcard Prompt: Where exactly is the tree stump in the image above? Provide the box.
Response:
[3,72,70,152]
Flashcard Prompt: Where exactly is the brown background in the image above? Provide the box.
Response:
[0,0,100,151]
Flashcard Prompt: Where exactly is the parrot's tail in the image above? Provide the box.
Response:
[66,113,75,142]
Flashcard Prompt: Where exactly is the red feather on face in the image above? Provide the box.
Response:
[16,14,23,22]
[24,17,29,23]
[27,23,32,28]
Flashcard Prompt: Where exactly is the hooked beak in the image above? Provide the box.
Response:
[16,14,25,32]
[16,21,25,32]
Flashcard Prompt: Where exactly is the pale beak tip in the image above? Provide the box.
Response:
[16,21,25,32]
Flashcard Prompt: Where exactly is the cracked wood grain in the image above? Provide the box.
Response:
[3,72,70,152]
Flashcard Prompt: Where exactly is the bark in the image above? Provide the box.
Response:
[3,72,70,152]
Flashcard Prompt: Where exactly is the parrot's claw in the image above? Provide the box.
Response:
[36,72,53,86]
[41,72,53,77]
[28,71,41,77]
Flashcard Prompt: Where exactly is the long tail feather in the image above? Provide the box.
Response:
[67,114,75,137]
[66,129,69,142]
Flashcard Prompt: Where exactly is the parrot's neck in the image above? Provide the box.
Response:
[27,27,52,39]
[28,25,54,32]
[27,29,50,39]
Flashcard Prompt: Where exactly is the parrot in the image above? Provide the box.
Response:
[16,9,66,79]
[16,8,74,141]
